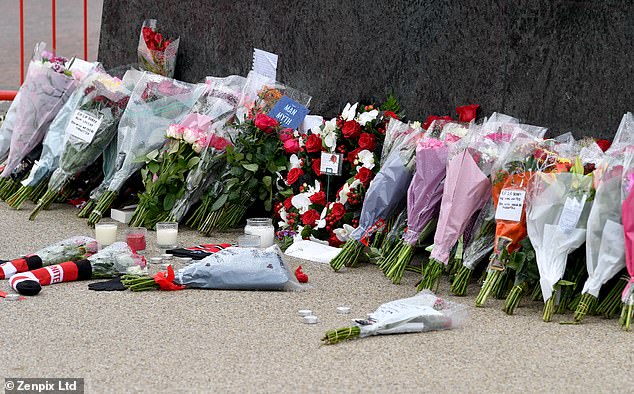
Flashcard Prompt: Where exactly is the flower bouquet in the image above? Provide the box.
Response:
[0,236,98,279]
[322,291,468,345]
[620,147,634,330]
[0,43,78,190]
[28,69,132,220]
[138,19,179,77]
[330,118,421,271]
[128,77,242,228]
[86,73,205,226]
[527,161,594,322]
[10,242,144,296]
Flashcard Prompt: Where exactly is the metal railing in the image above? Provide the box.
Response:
[0,0,89,101]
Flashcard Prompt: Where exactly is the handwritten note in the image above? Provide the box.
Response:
[68,110,103,144]
[252,48,278,80]
[495,189,525,222]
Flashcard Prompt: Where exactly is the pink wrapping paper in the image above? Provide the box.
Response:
[622,191,634,298]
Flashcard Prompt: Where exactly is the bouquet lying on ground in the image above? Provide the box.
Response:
[28,69,132,220]
[620,147,634,330]
[322,291,468,345]
[138,19,179,77]
[86,73,205,226]
[0,43,79,187]
[0,236,98,279]
[330,118,422,271]
[128,76,243,228]
[527,160,594,322]
[9,242,144,296]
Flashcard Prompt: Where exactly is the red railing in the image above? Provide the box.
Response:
[0,0,89,101]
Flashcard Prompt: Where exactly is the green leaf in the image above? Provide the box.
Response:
[280,188,294,198]
[146,149,159,161]
[187,156,200,169]
[556,280,575,287]
[242,163,259,172]
[264,199,272,211]
[148,162,160,173]
[262,176,272,187]
[163,194,176,211]
[210,193,228,211]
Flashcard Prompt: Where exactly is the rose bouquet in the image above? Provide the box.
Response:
[526,161,594,322]
[0,43,78,188]
[330,118,421,271]
[137,19,179,77]
[0,236,98,279]
[86,73,205,226]
[28,69,132,220]
[9,242,144,296]
[620,147,634,330]
[128,77,242,228]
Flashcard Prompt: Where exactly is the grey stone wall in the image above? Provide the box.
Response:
[98,0,634,138]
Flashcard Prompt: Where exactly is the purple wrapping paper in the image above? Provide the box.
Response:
[403,143,449,245]
[430,150,491,264]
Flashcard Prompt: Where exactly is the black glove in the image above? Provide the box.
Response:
[88,277,127,291]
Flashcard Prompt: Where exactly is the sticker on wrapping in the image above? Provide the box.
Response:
[252,48,278,80]
[68,110,103,143]
[495,189,525,222]
[558,195,587,234]
[320,152,343,176]
[268,96,309,130]
[490,236,512,271]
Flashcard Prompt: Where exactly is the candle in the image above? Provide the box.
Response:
[126,227,147,253]
[244,218,274,248]
[156,222,178,249]
[95,223,117,247]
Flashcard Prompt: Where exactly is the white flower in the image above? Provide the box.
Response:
[341,103,358,121]
[316,207,328,229]
[293,226,305,242]
[356,149,375,170]
[166,125,176,139]
[334,224,356,242]
[357,109,378,126]
[305,180,321,197]
[322,119,337,134]
[291,194,311,214]
[192,140,205,154]
[324,131,337,152]
[338,182,350,205]
[183,128,198,144]
[411,121,422,130]
[289,154,301,169]
[349,179,362,190]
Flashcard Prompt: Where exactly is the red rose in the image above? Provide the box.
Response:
[279,128,293,142]
[355,167,372,185]
[347,148,361,164]
[383,110,399,120]
[254,113,279,134]
[283,197,293,211]
[328,233,344,248]
[305,134,322,153]
[358,133,376,151]
[312,158,321,176]
[283,138,300,154]
[595,139,611,152]
[309,191,327,206]
[342,120,361,139]
[301,209,321,226]
[287,168,303,185]
[210,136,230,151]
[331,202,345,220]
[423,115,453,130]
[455,104,480,123]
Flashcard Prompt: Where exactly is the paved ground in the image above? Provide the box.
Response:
[0,202,631,393]
[0,0,103,90]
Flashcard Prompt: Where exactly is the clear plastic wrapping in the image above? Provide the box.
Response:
[137,19,179,78]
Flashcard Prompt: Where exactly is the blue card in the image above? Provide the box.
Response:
[268,96,309,130]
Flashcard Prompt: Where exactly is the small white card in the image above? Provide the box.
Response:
[68,110,103,143]
[495,189,525,222]
[320,152,343,176]
[252,48,278,80]
[558,195,587,234]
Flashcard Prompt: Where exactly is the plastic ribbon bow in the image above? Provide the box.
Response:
[153,265,185,291]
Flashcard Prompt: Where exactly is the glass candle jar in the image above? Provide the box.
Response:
[244,218,274,248]
[95,223,117,249]
[126,227,147,253]
[156,222,178,250]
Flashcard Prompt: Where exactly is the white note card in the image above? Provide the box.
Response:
[558,195,587,234]
[320,152,343,176]
[495,189,526,222]
[252,48,278,80]
[68,110,103,144]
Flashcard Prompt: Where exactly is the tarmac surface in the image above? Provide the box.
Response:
[0,202,631,393]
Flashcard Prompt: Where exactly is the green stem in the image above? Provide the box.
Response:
[573,293,598,323]
[330,239,364,272]
[503,282,528,315]
[543,296,555,322]
[321,326,361,345]
[450,266,473,297]
[77,199,96,218]
[29,189,61,221]
[417,259,445,292]
[87,190,118,227]
[475,270,503,307]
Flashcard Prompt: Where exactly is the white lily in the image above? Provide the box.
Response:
[341,103,358,121]
[334,224,356,242]
[357,109,379,126]
[291,194,312,214]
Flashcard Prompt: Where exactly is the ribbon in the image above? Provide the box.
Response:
[153,265,185,291]
[295,265,308,283]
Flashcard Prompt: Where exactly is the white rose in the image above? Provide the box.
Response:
[183,128,198,144]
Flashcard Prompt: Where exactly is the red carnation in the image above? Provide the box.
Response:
[301,209,321,226]
[283,138,300,154]
[342,120,362,139]
[312,158,321,176]
[422,115,453,130]
[383,110,399,120]
[455,104,480,123]
[355,167,372,185]
[309,191,327,206]
[287,168,303,185]
[305,134,322,153]
[283,197,293,211]
[331,202,345,220]
[211,136,230,151]
[254,113,279,134]
[595,139,611,152]
[358,133,376,151]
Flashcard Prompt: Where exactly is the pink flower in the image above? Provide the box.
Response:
[183,127,198,144]
[485,133,512,143]
[418,137,445,150]
[152,173,159,183]
[279,128,293,142]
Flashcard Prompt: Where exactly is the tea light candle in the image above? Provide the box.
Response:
[298,309,313,316]
[244,218,274,248]
[95,223,117,247]
[303,315,318,324]
[337,306,351,314]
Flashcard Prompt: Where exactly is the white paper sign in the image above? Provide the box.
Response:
[558,195,587,234]
[320,152,343,176]
[252,48,278,80]
[68,110,103,143]
[495,189,525,222]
